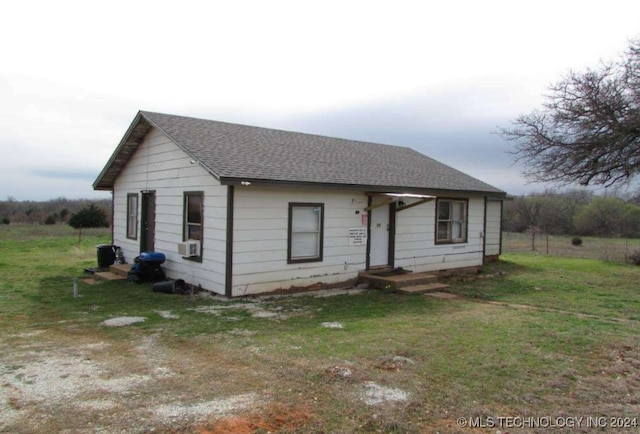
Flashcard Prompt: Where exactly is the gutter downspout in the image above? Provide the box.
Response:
[111,191,115,244]
[224,185,234,298]
[482,196,488,264]
[365,195,372,270]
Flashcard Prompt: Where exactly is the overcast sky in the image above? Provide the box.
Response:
[2,0,639,201]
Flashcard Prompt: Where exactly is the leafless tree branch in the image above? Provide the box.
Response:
[499,38,640,188]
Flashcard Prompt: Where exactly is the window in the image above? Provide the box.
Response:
[126,193,138,239]
[436,199,467,244]
[184,191,203,242]
[288,203,324,263]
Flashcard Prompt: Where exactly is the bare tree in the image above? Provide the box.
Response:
[512,196,546,250]
[500,38,640,188]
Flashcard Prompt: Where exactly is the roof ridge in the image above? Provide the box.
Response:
[139,110,416,152]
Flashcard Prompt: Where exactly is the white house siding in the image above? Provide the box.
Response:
[231,186,368,296]
[484,199,502,257]
[393,196,486,273]
[112,127,228,294]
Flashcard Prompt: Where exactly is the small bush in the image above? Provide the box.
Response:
[629,250,640,266]
[2,217,9,225]
[44,215,56,225]
[571,236,583,246]
[68,204,109,229]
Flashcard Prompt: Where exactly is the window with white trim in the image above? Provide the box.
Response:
[436,199,467,244]
[126,193,138,240]
[288,203,324,263]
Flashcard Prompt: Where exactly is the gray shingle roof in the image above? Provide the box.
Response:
[94,110,505,195]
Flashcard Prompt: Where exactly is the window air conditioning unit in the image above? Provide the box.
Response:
[178,241,200,257]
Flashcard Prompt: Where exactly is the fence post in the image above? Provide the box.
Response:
[546,234,549,255]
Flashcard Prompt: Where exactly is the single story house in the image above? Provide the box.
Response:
[93,111,506,296]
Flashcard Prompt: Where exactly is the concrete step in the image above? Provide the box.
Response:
[92,263,131,282]
[395,283,450,294]
[93,271,127,281]
[361,271,438,290]
[110,263,131,277]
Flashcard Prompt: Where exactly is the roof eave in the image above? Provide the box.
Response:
[218,176,506,197]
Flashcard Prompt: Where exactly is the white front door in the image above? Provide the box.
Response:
[370,204,390,267]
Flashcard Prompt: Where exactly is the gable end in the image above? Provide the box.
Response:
[93,113,153,190]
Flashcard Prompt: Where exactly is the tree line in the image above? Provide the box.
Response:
[504,189,640,239]
[0,197,111,226]
[4,191,640,240]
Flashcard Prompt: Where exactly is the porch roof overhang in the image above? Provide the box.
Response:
[364,192,436,212]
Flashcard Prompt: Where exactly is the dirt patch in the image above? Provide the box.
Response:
[153,393,257,425]
[259,287,365,299]
[309,288,365,298]
[196,404,313,434]
[0,333,266,433]
[360,381,410,405]
[100,316,146,326]
[155,310,180,319]
[376,355,416,371]
[325,365,354,379]
[189,301,306,320]
[196,416,256,434]
[320,321,344,329]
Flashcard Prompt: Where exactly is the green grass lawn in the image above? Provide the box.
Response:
[1,225,639,433]
[449,253,640,321]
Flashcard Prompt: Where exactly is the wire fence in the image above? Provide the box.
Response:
[502,232,640,264]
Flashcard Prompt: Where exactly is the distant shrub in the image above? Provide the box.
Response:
[571,236,583,246]
[44,215,56,225]
[68,204,109,229]
[2,217,9,225]
[629,250,640,266]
